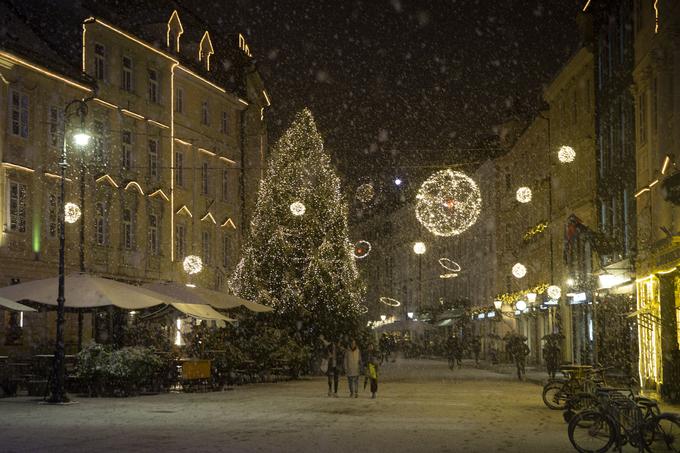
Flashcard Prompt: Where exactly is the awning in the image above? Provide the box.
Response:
[437,319,454,327]
[0,298,36,312]
[171,303,235,323]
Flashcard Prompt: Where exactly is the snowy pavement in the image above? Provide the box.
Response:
[2,359,583,452]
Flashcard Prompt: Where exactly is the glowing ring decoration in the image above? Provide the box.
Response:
[516,187,532,203]
[512,263,527,279]
[415,169,482,237]
[183,255,204,275]
[357,304,369,314]
[547,285,562,300]
[355,183,375,203]
[439,273,459,279]
[558,145,576,163]
[64,202,82,224]
[379,297,401,307]
[290,201,306,216]
[438,258,461,273]
[352,240,372,259]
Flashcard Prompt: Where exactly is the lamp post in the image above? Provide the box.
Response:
[49,99,91,404]
[413,241,426,319]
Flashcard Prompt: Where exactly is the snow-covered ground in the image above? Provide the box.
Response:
[0,359,621,452]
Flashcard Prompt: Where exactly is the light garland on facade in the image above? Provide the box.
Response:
[495,283,549,305]
[415,169,482,237]
[523,221,548,241]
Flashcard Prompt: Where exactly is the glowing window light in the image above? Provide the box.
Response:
[515,300,527,311]
[64,203,81,224]
[558,145,576,163]
[547,285,562,300]
[512,263,527,279]
[183,255,203,275]
[290,201,306,216]
[516,187,532,203]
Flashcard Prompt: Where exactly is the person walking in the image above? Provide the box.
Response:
[363,343,379,399]
[323,342,340,397]
[344,339,361,398]
[471,335,481,366]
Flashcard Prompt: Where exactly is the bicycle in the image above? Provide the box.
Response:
[568,387,680,452]
[542,365,607,410]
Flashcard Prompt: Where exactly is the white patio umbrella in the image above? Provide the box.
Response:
[0,297,36,312]
[143,281,273,313]
[0,273,175,310]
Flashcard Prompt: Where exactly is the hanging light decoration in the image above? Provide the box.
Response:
[516,187,532,203]
[515,300,527,311]
[558,145,576,163]
[413,241,427,255]
[512,263,527,279]
[415,169,482,237]
[289,201,306,216]
[183,255,204,275]
[64,202,82,224]
[355,183,375,203]
[379,297,401,307]
[547,285,562,300]
[352,240,372,259]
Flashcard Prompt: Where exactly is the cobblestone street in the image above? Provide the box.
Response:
[2,359,576,453]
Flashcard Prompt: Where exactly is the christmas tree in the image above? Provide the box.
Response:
[230,108,364,342]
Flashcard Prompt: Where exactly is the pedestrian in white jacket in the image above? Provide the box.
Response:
[344,339,361,398]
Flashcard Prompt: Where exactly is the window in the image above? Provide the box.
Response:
[220,111,228,134]
[201,101,209,125]
[175,151,184,186]
[95,202,107,245]
[202,230,211,265]
[122,207,134,249]
[94,43,106,81]
[121,56,133,92]
[175,224,186,259]
[222,169,229,201]
[47,193,59,238]
[175,86,184,113]
[10,89,29,138]
[222,234,229,268]
[122,130,132,170]
[639,91,647,144]
[48,105,63,147]
[148,69,158,103]
[93,120,105,164]
[148,213,159,255]
[8,181,27,233]
[652,77,658,135]
[201,162,209,195]
[148,139,158,178]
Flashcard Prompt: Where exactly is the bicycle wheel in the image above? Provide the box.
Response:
[648,413,680,452]
[543,382,568,410]
[568,410,616,453]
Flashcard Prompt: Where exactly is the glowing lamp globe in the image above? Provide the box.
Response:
[512,263,527,279]
[516,187,532,203]
[394,178,403,186]
[183,255,203,275]
[289,201,306,216]
[558,145,576,163]
[64,202,81,224]
[515,300,527,311]
[72,130,91,147]
[413,241,427,255]
[547,285,562,300]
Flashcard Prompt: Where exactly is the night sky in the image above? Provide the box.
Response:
[193,0,583,182]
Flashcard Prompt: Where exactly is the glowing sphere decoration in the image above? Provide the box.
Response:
[547,285,562,300]
[512,263,527,279]
[289,201,306,216]
[516,187,532,203]
[558,145,576,163]
[355,183,375,203]
[64,202,82,224]
[413,241,427,255]
[515,300,527,311]
[379,297,401,307]
[415,169,482,237]
[183,255,204,275]
[352,240,372,259]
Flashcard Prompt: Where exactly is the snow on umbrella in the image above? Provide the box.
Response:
[143,281,273,313]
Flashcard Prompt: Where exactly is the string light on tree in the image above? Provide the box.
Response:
[516,187,532,203]
[352,240,372,259]
[64,202,81,224]
[355,183,375,203]
[289,201,306,216]
[512,263,527,279]
[547,285,562,300]
[183,255,204,275]
[558,145,576,163]
[415,169,482,237]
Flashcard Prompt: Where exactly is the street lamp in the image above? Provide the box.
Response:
[412,241,426,320]
[49,99,91,404]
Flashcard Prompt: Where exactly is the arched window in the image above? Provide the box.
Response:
[122,207,134,249]
[148,213,159,255]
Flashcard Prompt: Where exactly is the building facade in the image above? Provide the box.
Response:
[0,4,269,353]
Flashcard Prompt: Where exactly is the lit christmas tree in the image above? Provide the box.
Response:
[230,108,364,342]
